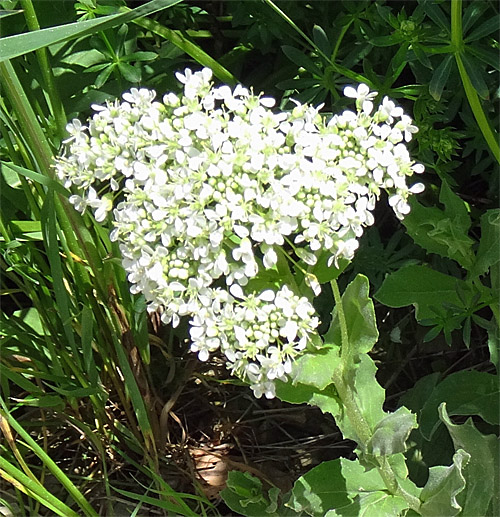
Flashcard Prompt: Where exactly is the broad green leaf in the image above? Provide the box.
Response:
[325,275,378,358]
[347,355,386,436]
[286,460,350,516]
[419,370,499,440]
[275,380,341,417]
[402,181,474,269]
[333,459,410,517]
[292,345,341,391]
[429,54,454,101]
[330,491,408,517]
[471,209,500,277]
[220,472,281,517]
[367,407,417,457]
[419,449,470,516]
[312,254,349,283]
[0,0,182,62]
[374,265,469,321]
[281,45,323,76]
[439,403,499,517]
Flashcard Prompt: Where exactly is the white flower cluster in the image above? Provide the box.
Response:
[54,68,423,398]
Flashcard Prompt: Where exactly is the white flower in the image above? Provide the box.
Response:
[55,68,424,399]
[344,83,377,114]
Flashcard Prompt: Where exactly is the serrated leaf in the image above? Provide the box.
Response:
[420,449,470,516]
[419,370,499,440]
[374,265,468,321]
[367,407,418,456]
[439,403,499,517]
[471,209,500,277]
[429,54,454,101]
[403,197,475,268]
[286,460,350,516]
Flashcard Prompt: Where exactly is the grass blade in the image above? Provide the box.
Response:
[0,0,183,62]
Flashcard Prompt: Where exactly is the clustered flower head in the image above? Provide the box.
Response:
[55,68,424,398]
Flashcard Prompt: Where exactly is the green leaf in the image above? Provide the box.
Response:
[12,307,43,335]
[419,370,499,440]
[121,51,157,62]
[332,459,410,516]
[286,460,350,516]
[117,61,141,82]
[2,162,70,197]
[312,25,331,58]
[131,14,237,85]
[275,380,341,417]
[460,51,489,99]
[403,196,475,268]
[282,45,323,76]
[367,407,418,457]
[419,449,470,516]
[429,54,454,101]
[0,0,183,62]
[0,9,22,19]
[422,2,450,33]
[471,209,500,277]
[292,346,341,391]
[439,403,499,517]
[325,275,378,358]
[94,64,114,88]
[374,265,469,321]
[370,34,403,47]
[465,14,500,41]
[60,49,105,67]
[220,472,282,517]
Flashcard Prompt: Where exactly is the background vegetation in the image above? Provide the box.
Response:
[0,0,498,515]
